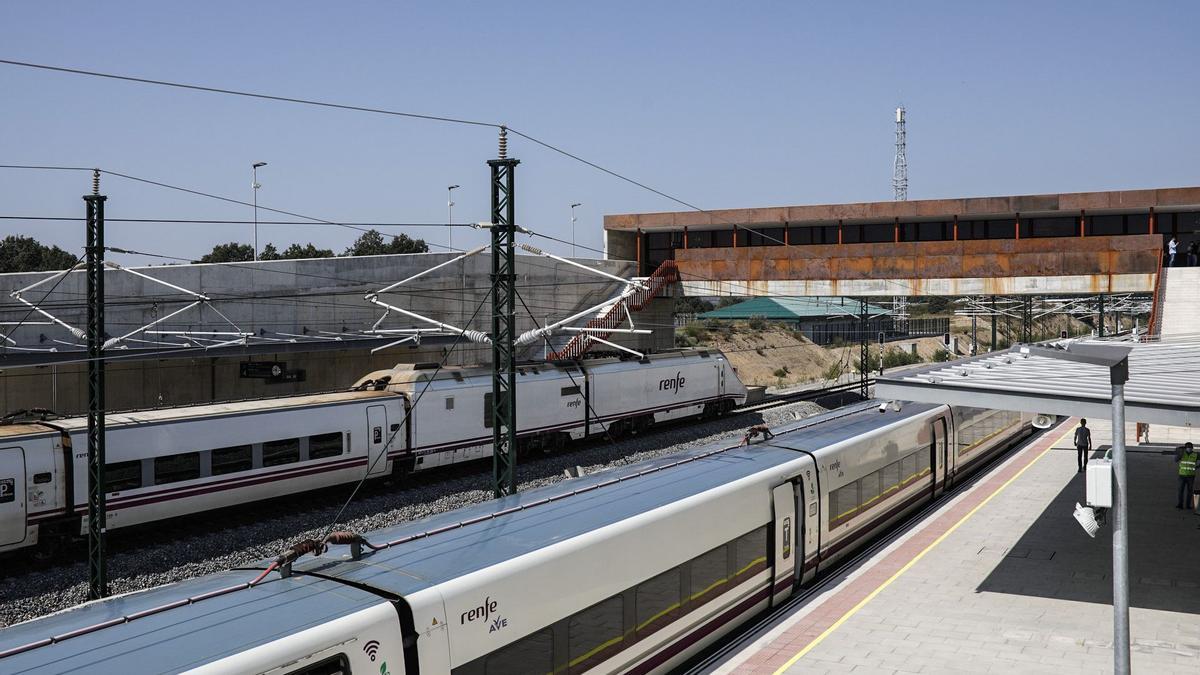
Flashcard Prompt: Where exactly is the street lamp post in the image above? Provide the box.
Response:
[252,162,267,260]
[570,202,582,258]
[448,185,460,251]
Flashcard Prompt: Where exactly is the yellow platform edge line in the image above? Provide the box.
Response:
[772,422,1076,674]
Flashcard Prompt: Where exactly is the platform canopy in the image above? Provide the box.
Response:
[876,337,1200,427]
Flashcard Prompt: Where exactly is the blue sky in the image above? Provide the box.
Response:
[1,2,1196,264]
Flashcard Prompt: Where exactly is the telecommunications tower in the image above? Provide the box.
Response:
[892,106,907,201]
[892,106,909,325]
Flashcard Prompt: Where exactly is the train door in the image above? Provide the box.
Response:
[931,418,948,497]
[0,447,26,546]
[367,405,389,477]
[771,482,798,606]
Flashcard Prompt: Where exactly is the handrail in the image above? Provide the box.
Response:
[548,260,679,360]
[1147,252,1165,340]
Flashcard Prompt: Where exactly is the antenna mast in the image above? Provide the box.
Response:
[893,106,908,201]
[892,106,910,326]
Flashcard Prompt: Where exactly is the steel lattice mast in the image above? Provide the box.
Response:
[84,170,108,600]
[489,127,519,497]
[893,106,907,201]
[891,106,909,325]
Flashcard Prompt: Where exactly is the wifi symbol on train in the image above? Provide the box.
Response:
[363,640,381,662]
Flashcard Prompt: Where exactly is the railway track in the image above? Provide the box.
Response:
[7,380,866,568]
[739,379,872,416]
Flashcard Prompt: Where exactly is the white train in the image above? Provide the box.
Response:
[0,401,1031,674]
[0,350,746,555]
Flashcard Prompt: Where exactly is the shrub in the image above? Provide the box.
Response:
[823,362,844,381]
[881,348,923,370]
[682,322,707,341]
[773,366,790,378]
[747,315,768,331]
[932,349,952,362]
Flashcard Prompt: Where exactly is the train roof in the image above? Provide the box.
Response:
[351,348,729,391]
[275,401,940,598]
[0,423,59,440]
[0,571,383,673]
[33,390,397,433]
[0,399,941,666]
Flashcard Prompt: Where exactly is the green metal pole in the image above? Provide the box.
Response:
[489,128,519,497]
[84,170,108,599]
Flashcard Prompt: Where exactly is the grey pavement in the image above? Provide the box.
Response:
[770,420,1200,674]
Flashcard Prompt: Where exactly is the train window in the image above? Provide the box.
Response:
[485,628,553,675]
[285,653,349,675]
[561,385,581,396]
[733,527,769,582]
[483,392,493,429]
[211,445,252,475]
[154,453,201,485]
[881,461,900,496]
[689,545,729,606]
[568,596,623,674]
[859,471,881,509]
[445,397,455,410]
[635,567,681,638]
[830,482,858,526]
[106,460,142,492]
[901,453,919,485]
[263,439,300,467]
[309,432,343,460]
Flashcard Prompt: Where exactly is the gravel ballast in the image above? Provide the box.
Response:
[0,401,826,627]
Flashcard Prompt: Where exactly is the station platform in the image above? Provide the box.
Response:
[714,419,1200,674]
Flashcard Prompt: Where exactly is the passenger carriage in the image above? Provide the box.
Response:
[0,400,1031,674]
[0,349,746,555]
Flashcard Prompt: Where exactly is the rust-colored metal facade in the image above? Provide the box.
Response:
[677,235,1161,286]
[604,186,1200,233]
[603,187,1200,292]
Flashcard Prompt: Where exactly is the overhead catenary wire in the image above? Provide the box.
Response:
[0,215,474,228]
[1,253,85,351]
[0,165,462,252]
[315,272,496,544]
[0,60,789,247]
[0,59,499,129]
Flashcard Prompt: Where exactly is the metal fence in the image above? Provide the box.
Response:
[802,317,949,345]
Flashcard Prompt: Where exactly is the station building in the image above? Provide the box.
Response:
[604,187,1200,294]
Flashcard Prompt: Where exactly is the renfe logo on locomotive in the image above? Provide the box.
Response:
[659,371,686,394]
[461,597,498,625]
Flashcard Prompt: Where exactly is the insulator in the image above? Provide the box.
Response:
[498,126,508,159]
[92,169,100,195]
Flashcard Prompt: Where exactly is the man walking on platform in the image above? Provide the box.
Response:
[1176,442,1197,510]
[1075,419,1092,473]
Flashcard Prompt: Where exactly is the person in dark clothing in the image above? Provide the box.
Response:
[1176,442,1197,510]
[1075,419,1092,473]
[1188,241,1199,268]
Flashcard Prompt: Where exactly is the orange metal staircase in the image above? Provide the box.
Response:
[547,260,679,361]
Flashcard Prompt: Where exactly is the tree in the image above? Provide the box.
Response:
[674,296,714,316]
[258,243,281,260]
[926,297,953,315]
[0,235,78,273]
[259,242,335,260]
[717,296,746,309]
[197,242,254,263]
[344,229,428,256]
